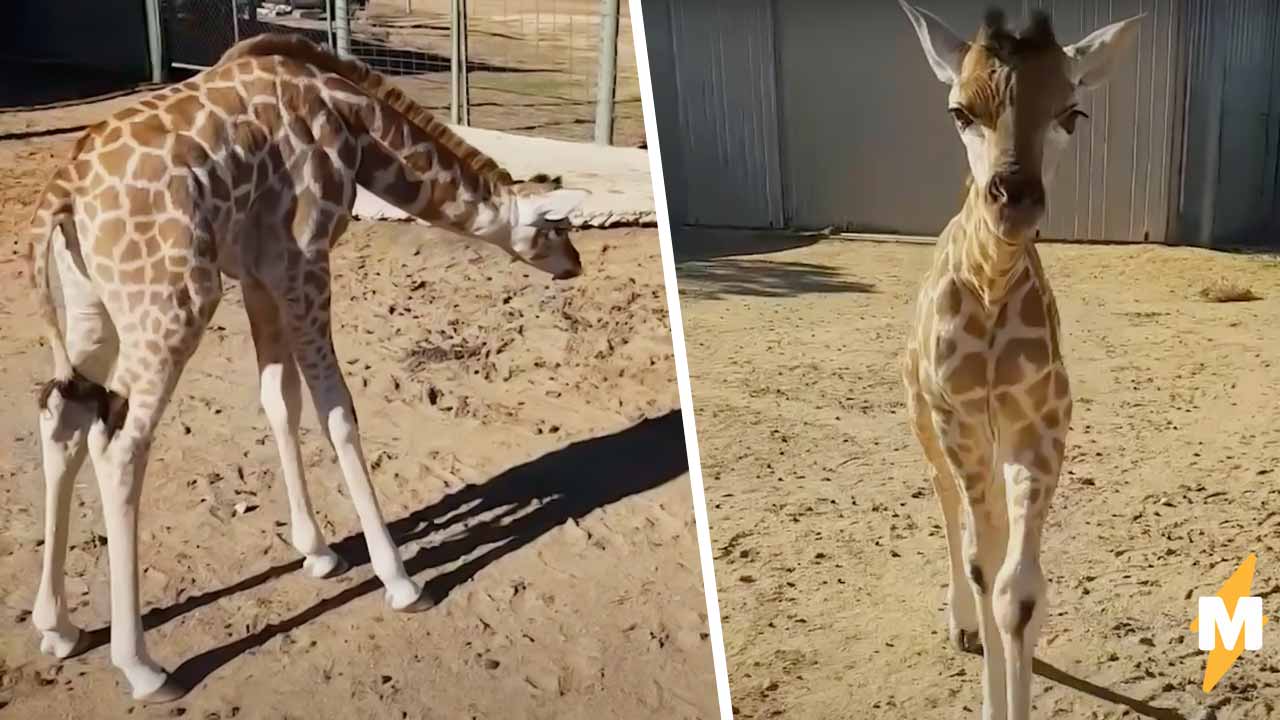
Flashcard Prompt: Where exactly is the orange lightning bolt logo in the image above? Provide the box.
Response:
[1189,553,1267,693]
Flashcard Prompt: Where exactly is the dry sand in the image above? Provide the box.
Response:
[0,127,717,716]
[677,235,1280,719]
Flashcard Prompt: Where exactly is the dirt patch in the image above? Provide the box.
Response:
[678,238,1280,719]
[0,131,716,717]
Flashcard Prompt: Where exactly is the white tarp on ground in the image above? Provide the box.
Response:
[353,125,656,229]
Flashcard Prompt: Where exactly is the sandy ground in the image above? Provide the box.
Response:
[0,126,716,716]
[676,235,1280,719]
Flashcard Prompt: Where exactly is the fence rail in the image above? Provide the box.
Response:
[155,0,641,146]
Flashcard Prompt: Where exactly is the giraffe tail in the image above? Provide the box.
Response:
[27,177,78,407]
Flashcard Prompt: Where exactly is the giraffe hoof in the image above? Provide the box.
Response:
[40,627,91,659]
[388,584,437,613]
[135,675,188,704]
[950,627,983,655]
[304,552,349,579]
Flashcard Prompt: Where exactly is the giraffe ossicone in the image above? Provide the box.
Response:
[26,32,589,703]
[897,4,1140,719]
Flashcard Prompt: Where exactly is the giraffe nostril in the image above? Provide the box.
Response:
[988,174,1044,209]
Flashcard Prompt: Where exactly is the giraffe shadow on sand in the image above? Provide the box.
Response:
[71,410,689,694]
[1031,658,1187,719]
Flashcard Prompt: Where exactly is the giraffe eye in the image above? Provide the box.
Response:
[1059,108,1089,135]
[948,107,975,130]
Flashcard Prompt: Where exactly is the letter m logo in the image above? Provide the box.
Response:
[1198,596,1264,651]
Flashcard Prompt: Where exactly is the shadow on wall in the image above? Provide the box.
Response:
[69,411,690,695]
[672,227,875,301]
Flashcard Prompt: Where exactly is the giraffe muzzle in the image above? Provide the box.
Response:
[551,243,582,280]
[552,260,582,280]
[987,172,1045,235]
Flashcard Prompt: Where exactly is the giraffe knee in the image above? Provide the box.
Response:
[1014,599,1036,639]
[967,562,986,595]
[994,568,1046,640]
[995,593,1039,641]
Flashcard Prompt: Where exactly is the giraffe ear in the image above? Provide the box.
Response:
[1063,14,1144,89]
[899,1,969,85]
[518,188,590,225]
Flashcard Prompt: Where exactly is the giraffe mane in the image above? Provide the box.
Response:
[217,34,516,187]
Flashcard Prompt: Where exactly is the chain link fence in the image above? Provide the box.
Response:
[158,0,641,146]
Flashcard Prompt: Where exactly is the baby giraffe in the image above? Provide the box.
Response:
[27,34,588,702]
[898,4,1140,719]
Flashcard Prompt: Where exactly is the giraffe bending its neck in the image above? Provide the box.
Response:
[26,33,590,703]
[898,5,1140,719]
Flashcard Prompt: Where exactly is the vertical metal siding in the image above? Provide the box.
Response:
[648,0,1279,247]
[643,0,785,229]
[774,0,992,235]
[640,0,690,228]
[1208,0,1280,244]
[774,0,1183,241]
[1175,0,1280,246]
[1176,0,1221,245]
[1033,0,1183,244]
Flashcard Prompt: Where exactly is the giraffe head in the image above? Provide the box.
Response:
[501,174,589,280]
[900,3,1141,240]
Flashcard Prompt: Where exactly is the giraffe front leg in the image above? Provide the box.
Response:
[936,468,981,654]
[295,346,429,611]
[933,408,1010,720]
[282,257,430,613]
[243,280,346,579]
[995,441,1061,720]
[964,478,1011,720]
[906,385,979,653]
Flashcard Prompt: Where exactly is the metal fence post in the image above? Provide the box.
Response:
[451,0,471,125]
[143,0,165,82]
[334,0,352,58]
[593,0,620,145]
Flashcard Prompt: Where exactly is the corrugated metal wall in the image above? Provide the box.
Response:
[775,0,1185,241]
[1178,0,1280,247]
[645,0,1280,246]
[1033,0,1184,243]
[641,0,785,229]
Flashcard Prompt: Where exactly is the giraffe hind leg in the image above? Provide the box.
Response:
[85,249,219,703]
[33,247,124,660]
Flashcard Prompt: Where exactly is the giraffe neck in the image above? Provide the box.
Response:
[950,179,1030,308]
[208,36,522,243]
[352,96,514,240]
